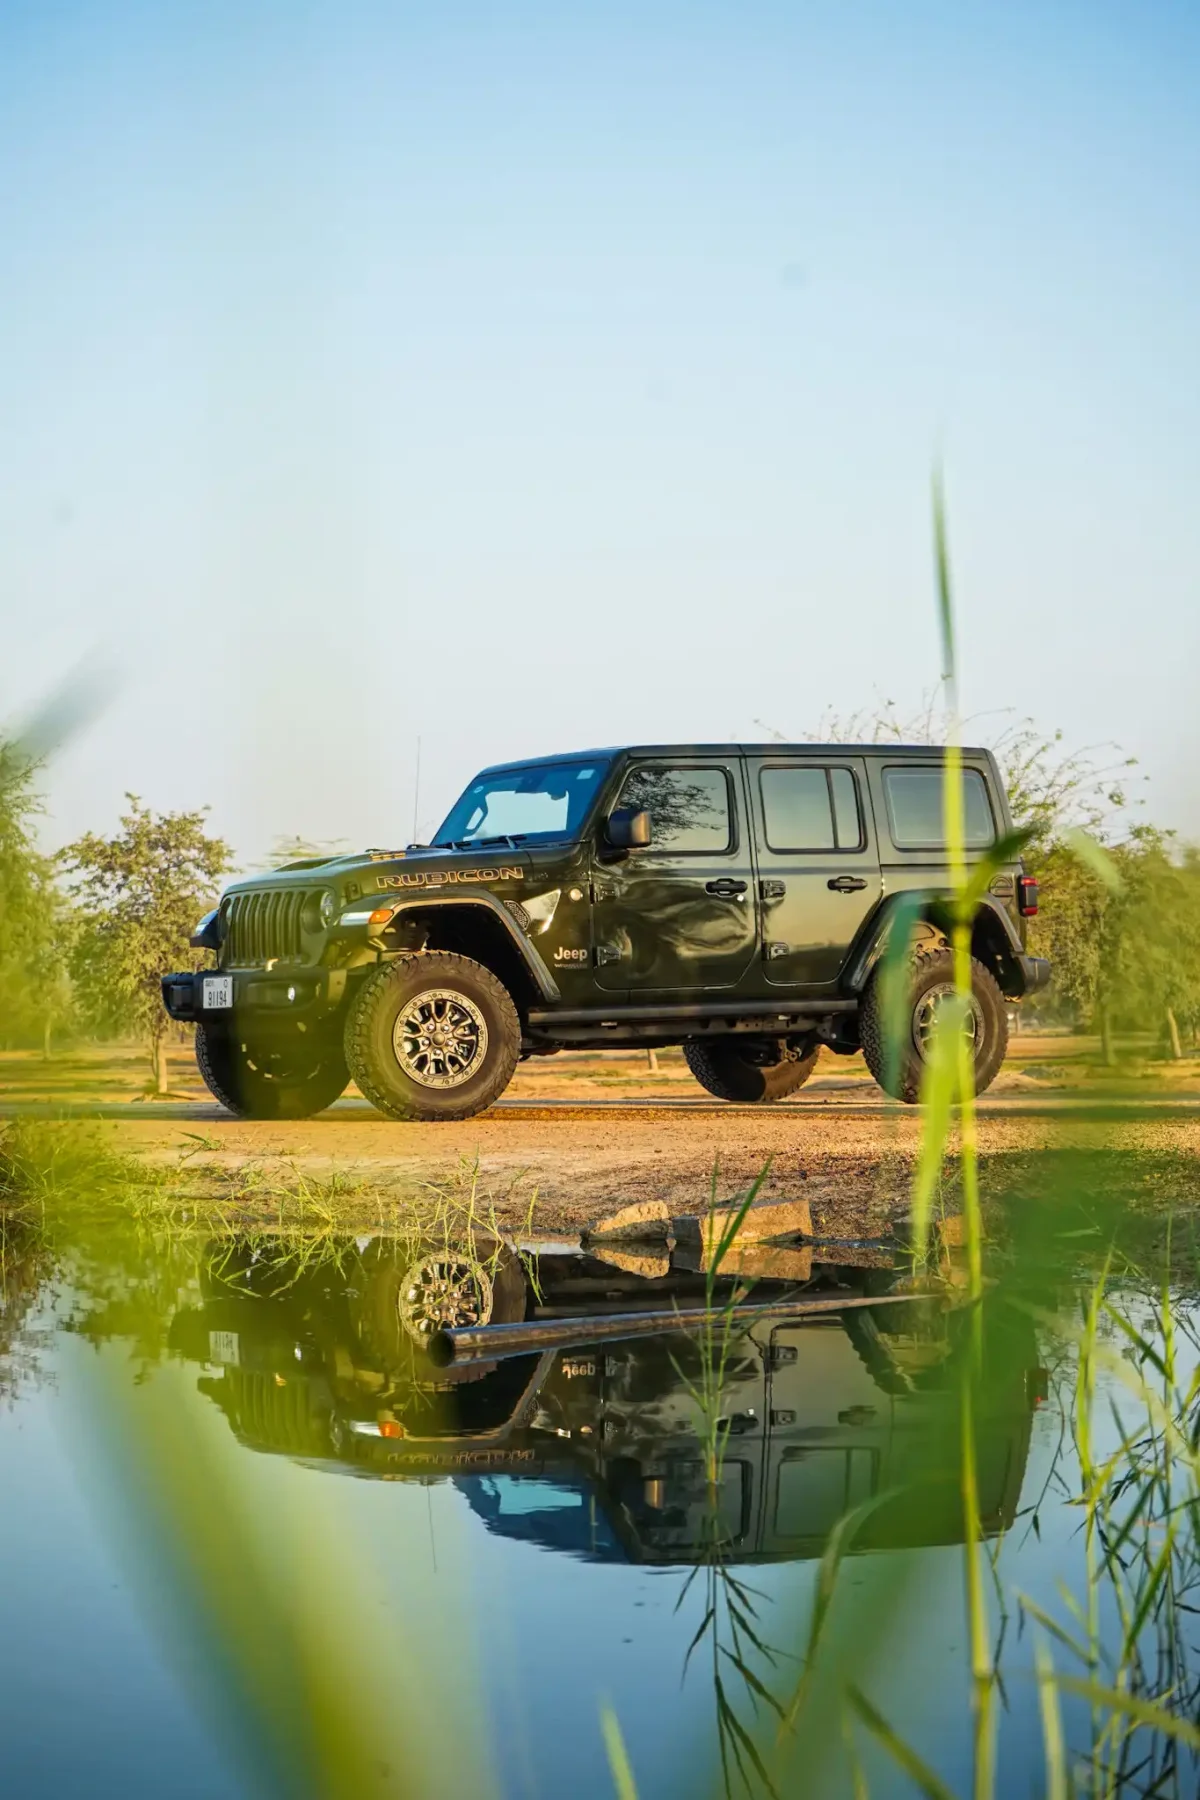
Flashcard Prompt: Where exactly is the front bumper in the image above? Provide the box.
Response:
[1017,955,1051,997]
[161,968,348,1023]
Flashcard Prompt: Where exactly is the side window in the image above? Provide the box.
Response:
[883,767,995,849]
[618,765,732,854]
[759,766,864,852]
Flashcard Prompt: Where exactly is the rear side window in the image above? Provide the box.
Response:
[617,765,732,854]
[759,766,864,852]
[883,766,995,849]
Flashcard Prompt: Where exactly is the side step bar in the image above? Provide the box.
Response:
[526,998,857,1029]
[429,1289,929,1367]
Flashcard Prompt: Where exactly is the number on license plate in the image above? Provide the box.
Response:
[208,1330,240,1366]
[203,976,233,1010]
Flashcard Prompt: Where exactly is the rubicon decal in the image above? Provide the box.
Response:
[376,866,523,891]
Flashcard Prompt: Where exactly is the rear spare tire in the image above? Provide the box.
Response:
[344,951,521,1122]
[683,1037,819,1103]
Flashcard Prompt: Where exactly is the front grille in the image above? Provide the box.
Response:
[223,888,311,966]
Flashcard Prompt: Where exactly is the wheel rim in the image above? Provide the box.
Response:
[398,1254,494,1339]
[392,988,489,1089]
[912,982,983,1061]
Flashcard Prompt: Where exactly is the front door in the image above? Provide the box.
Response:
[591,758,759,993]
[745,756,882,991]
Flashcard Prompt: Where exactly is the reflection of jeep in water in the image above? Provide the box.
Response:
[162,744,1049,1122]
[168,1237,1040,1565]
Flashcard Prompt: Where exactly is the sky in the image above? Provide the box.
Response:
[1,0,1198,869]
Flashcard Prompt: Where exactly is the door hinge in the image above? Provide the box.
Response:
[595,945,622,966]
[760,879,786,900]
[770,1409,797,1428]
[769,1345,798,1368]
[765,941,789,961]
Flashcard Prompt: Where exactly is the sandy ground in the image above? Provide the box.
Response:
[4,1039,1200,1237]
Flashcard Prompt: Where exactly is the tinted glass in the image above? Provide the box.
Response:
[760,768,834,850]
[433,759,609,846]
[883,766,995,849]
[830,768,863,848]
[618,765,731,853]
[760,766,863,851]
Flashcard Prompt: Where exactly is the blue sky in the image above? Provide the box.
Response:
[2,1,1197,862]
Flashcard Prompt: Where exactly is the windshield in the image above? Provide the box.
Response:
[432,759,611,847]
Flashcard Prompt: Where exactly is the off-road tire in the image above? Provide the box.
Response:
[859,947,1007,1105]
[195,1020,349,1120]
[683,1037,819,1104]
[344,951,521,1122]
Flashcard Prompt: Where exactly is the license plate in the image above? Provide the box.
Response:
[208,1329,240,1366]
[203,976,233,1010]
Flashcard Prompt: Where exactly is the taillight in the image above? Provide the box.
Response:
[1017,875,1039,917]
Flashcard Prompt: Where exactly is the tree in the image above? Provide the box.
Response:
[1093,832,1200,1060]
[770,694,1141,855]
[0,740,74,1053]
[63,797,234,1092]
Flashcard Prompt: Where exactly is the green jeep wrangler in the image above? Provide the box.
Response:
[162,743,1049,1122]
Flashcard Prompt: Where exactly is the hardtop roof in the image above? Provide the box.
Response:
[477,743,994,774]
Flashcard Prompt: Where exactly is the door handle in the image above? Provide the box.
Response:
[706,878,747,900]
[827,875,868,892]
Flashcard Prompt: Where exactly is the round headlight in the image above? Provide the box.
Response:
[318,888,338,928]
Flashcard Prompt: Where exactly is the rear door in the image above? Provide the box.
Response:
[591,757,759,993]
[745,756,882,991]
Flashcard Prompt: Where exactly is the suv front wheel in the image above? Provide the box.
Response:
[683,1036,819,1104]
[859,946,1007,1105]
[345,951,521,1121]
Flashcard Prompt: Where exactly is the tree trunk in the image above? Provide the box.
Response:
[1100,1008,1116,1066]
[43,1017,52,1060]
[153,1034,170,1094]
[1166,1007,1183,1061]
[645,1048,659,1074]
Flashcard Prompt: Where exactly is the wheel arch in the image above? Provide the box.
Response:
[847,892,1026,999]
[376,896,559,1015]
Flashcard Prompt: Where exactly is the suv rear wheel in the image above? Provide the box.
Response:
[859,946,1007,1104]
[195,1020,349,1120]
[345,951,521,1121]
[683,1036,819,1104]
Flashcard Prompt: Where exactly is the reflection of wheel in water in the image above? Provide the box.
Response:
[398,1253,496,1340]
[352,1240,531,1369]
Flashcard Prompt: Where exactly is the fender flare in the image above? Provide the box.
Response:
[375,893,562,1002]
[843,892,1025,995]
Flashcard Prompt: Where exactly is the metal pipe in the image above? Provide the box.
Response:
[428,1289,930,1368]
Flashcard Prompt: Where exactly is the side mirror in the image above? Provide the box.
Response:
[606,808,652,850]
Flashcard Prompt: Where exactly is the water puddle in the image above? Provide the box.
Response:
[2,1212,1197,1797]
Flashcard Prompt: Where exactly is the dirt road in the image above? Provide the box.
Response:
[7,1041,1198,1238]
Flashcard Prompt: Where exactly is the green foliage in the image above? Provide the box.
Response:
[1099,836,1200,1038]
[62,796,233,1084]
[0,740,74,1050]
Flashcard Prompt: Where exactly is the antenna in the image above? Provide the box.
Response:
[412,735,422,841]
